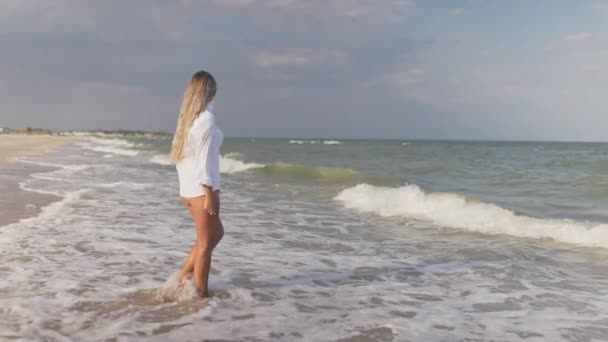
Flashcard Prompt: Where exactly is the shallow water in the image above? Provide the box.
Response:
[1,136,608,341]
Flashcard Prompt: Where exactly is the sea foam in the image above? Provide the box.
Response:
[148,153,362,184]
[80,137,140,156]
[148,154,263,174]
[149,154,172,166]
[335,183,608,248]
[219,156,264,174]
[289,140,343,145]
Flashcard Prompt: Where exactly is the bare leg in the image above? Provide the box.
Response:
[176,199,199,284]
[187,195,216,297]
[178,194,224,284]
[193,242,212,297]
[215,217,224,250]
[177,244,197,284]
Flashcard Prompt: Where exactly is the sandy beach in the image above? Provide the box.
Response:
[0,134,74,227]
[0,134,73,165]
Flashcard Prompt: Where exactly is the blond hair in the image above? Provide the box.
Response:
[171,70,217,163]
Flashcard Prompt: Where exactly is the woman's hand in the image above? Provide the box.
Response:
[203,186,218,215]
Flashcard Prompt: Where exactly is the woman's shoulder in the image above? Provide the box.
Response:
[189,111,215,136]
[194,110,216,125]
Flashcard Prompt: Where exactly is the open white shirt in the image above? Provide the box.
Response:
[176,103,224,198]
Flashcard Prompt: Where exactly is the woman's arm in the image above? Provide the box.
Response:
[195,115,221,215]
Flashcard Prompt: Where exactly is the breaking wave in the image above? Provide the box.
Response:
[289,140,343,145]
[80,138,140,157]
[335,183,608,248]
[148,153,361,184]
[254,163,360,184]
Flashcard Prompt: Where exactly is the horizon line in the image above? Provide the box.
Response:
[1,127,607,144]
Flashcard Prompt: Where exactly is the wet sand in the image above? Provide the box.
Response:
[0,135,74,227]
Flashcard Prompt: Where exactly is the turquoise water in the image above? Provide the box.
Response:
[1,135,608,341]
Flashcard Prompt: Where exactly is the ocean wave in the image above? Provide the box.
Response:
[220,156,264,174]
[86,145,139,156]
[19,180,63,197]
[148,152,366,184]
[289,140,343,145]
[147,153,263,173]
[224,152,244,159]
[88,137,136,148]
[80,137,140,157]
[98,182,152,190]
[335,183,608,249]
[255,163,360,184]
[289,140,320,144]
[149,154,172,166]
[4,188,91,228]
[16,158,91,171]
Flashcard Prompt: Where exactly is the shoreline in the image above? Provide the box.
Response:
[0,135,76,227]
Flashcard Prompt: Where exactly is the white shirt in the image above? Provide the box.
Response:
[176,104,224,198]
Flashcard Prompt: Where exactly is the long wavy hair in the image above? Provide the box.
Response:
[171,70,217,163]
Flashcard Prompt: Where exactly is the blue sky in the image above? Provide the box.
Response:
[1,0,607,141]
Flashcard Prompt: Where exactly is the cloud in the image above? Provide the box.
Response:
[592,1,608,13]
[254,52,314,68]
[548,32,592,50]
[373,65,426,88]
[1,1,606,141]
[211,0,414,18]
[0,0,417,133]
[251,49,347,69]
[562,32,592,43]
[449,8,466,16]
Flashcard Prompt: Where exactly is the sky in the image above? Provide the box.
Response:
[1,0,607,141]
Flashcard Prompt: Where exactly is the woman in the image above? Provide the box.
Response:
[171,70,225,298]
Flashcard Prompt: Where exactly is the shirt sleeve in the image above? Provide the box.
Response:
[194,115,220,190]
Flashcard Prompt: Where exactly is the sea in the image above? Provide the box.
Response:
[1,135,608,341]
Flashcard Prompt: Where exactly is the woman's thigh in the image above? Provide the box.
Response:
[182,196,214,244]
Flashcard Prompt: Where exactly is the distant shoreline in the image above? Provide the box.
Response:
[0,128,171,137]
[1,128,606,144]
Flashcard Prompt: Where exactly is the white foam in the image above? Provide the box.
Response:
[19,180,62,197]
[289,140,320,144]
[80,137,140,156]
[149,153,263,174]
[220,155,264,174]
[86,145,139,156]
[16,188,91,226]
[224,152,244,159]
[335,183,608,248]
[149,154,172,166]
[98,182,152,190]
[156,271,200,302]
[289,140,342,145]
[88,137,136,148]
[70,131,92,137]
[16,158,90,171]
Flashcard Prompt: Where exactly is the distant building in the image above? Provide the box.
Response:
[0,127,4,133]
